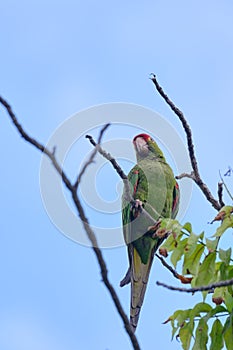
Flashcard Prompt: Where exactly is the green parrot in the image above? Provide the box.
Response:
[120,133,180,332]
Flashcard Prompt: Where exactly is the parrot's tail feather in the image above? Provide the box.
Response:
[120,267,131,287]
[130,247,154,331]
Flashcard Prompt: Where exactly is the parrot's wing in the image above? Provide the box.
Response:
[120,165,147,287]
[121,165,156,331]
[120,167,140,287]
[122,166,146,245]
[172,181,180,219]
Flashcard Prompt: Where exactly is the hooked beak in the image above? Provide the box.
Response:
[134,137,149,157]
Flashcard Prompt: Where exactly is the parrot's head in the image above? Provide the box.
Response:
[133,133,165,161]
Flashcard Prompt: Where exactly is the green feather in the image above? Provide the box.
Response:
[121,134,180,332]
[123,154,177,263]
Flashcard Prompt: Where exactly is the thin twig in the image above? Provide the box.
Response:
[155,254,180,279]
[150,74,221,211]
[175,172,195,180]
[219,170,233,202]
[156,277,233,293]
[71,191,140,348]
[0,96,141,350]
[0,96,73,191]
[218,182,225,207]
[85,134,129,180]
[74,123,111,189]
[224,166,233,177]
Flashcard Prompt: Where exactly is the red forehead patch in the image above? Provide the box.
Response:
[133,133,151,142]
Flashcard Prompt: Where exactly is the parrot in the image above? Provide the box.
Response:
[120,133,180,332]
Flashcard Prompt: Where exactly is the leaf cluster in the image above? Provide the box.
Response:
[158,206,233,349]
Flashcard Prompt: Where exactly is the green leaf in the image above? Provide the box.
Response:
[222,314,231,334]
[169,309,191,326]
[194,252,216,287]
[183,222,192,233]
[213,208,233,237]
[223,206,233,215]
[219,248,232,265]
[171,238,188,268]
[212,286,226,305]
[186,231,199,247]
[204,305,227,322]
[224,290,233,313]
[160,218,183,234]
[223,311,233,350]
[189,302,212,321]
[159,234,176,252]
[228,266,233,276]
[228,266,233,279]
[160,227,184,253]
[227,267,233,296]
[185,232,204,256]
[175,232,202,274]
[219,261,229,280]
[206,238,218,252]
[179,321,194,350]
[176,309,192,326]
[210,319,224,350]
[168,309,192,340]
[171,324,179,340]
[183,244,204,276]
[192,318,208,350]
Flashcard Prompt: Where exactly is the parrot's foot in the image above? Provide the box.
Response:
[130,199,143,217]
[151,220,171,240]
[147,219,162,236]
[120,267,131,287]
[132,199,143,209]
[148,219,171,240]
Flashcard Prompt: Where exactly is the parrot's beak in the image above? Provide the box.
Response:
[134,137,149,157]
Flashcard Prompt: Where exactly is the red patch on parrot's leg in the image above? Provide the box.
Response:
[172,182,179,212]
[133,170,139,194]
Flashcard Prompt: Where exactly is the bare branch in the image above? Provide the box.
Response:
[219,170,233,202]
[0,96,141,350]
[156,277,233,293]
[155,254,193,284]
[224,166,233,177]
[0,96,73,192]
[175,172,195,180]
[150,74,221,211]
[71,191,141,349]
[218,182,225,207]
[74,123,110,189]
[85,134,129,180]
[155,254,180,280]
[85,134,132,209]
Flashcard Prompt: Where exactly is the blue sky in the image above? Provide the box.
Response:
[1,1,233,349]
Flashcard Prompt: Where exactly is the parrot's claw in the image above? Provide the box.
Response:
[132,199,143,208]
[130,199,143,217]
[147,219,162,233]
[148,219,171,239]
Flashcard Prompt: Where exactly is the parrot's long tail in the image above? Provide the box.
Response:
[130,247,154,332]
